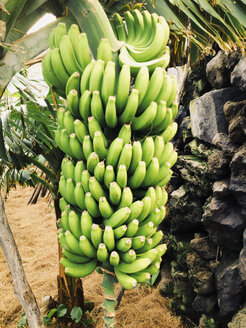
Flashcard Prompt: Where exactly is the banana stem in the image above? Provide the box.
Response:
[101,271,117,328]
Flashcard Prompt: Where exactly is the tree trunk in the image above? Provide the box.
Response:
[0,190,44,328]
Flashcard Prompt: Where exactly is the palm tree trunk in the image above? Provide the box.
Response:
[0,190,44,328]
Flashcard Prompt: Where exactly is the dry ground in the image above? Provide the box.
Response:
[0,186,181,328]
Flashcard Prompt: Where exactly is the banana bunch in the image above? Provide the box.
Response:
[42,10,179,289]
[111,9,170,75]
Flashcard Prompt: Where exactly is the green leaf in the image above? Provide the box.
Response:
[71,307,83,323]
[47,308,57,319]
[56,304,67,318]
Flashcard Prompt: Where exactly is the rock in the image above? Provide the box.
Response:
[190,88,243,144]
[216,255,244,318]
[186,252,209,272]
[199,314,217,328]
[206,51,241,89]
[239,247,246,285]
[207,149,230,178]
[190,236,217,260]
[192,294,217,314]
[202,196,245,250]
[228,304,246,328]
[212,180,230,198]
[231,56,246,91]
[212,133,237,158]
[229,144,246,210]
[185,139,212,159]
[192,270,214,294]
[244,228,246,247]
[224,100,246,144]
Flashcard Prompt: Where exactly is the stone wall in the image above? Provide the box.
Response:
[160,52,246,327]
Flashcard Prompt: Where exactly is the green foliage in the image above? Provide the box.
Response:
[17,313,27,328]
[71,306,83,323]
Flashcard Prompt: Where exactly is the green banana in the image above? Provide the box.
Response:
[104,206,131,228]
[116,164,127,188]
[64,111,75,135]
[138,67,164,112]
[81,210,93,240]
[78,33,92,70]
[81,170,91,193]
[159,169,172,187]
[97,38,112,64]
[66,178,77,206]
[124,11,135,44]
[80,61,95,94]
[60,211,70,231]
[87,151,99,174]
[79,90,92,122]
[118,187,133,209]
[130,272,151,283]
[74,119,88,144]
[116,237,132,252]
[109,251,120,266]
[126,219,139,237]
[109,181,122,205]
[131,9,145,44]
[154,136,165,161]
[65,258,97,278]
[82,135,93,160]
[61,158,75,181]
[140,208,160,227]
[152,101,167,129]
[171,103,179,119]
[142,137,155,167]
[128,161,146,189]
[54,23,67,48]
[135,237,153,253]
[89,176,105,201]
[114,225,127,239]
[168,151,178,168]
[135,221,156,238]
[59,35,82,75]
[138,196,152,223]
[117,143,132,171]
[101,61,115,105]
[62,248,90,264]
[129,141,142,175]
[154,206,166,226]
[142,262,160,275]
[91,224,103,248]
[161,122,178,144]
[114,267,137,290]
[65,230,83,255]
[106,138,124,168]
[118,124,131,146]
[112,13,127,41]
[154,107,172,133]
[74,182,86,210]
[99,196,114,219]
[59,198,68,212]
[119,89,139,125]
[79,235,96,258]
[74,160,85,183]
[88,116,108,147]
[133,65,149,104]
[70,133,85,160]
[68,210,82,239]
[155,75,173,103]
[131,235,146,250]
[132,101,157,132]
[97,243,109,262]
[159,142,174,166]
[156,243,167,257]
[67,24,80,63]
[116,64,131,113]
[89,59,105,92]
[161,188,168,206]
[57,107,66,128]
[104,165,115,189]
[116,258,151,274]
[155,185,163,208]
[103,225,115,251]
[91,91,105,127]
[105,96,118,128]
[141,157,160,187]
[137,249,158,262]
[51,48,70,86]
[59,175,68,201]
[42,51,64,89]
[147,230,163,250]
[67,89,80,118]
[94,161,105,183]
[166,76,177,107]
[120,249,136,263]
[127,201,144,223]
[49,27,56,50]
[65,71,80,97]
[84,192,100,218]
[93,131,108,160]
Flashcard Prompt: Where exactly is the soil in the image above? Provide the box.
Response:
[0,186,181,328]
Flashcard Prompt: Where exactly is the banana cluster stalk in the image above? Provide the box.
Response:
[43,9,178,290]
